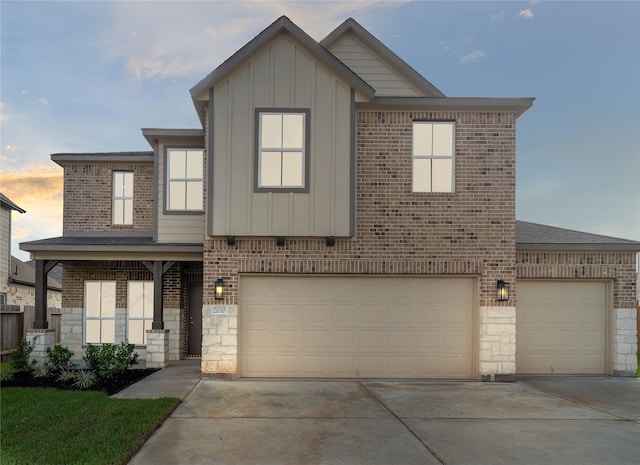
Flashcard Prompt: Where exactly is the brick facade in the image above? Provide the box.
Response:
[203,110,518,307]
[60,162,154,233]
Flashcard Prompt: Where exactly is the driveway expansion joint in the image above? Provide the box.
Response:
[357,382,447,465]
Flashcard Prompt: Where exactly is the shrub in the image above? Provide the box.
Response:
[9,337,37,373]
[73,370,97,389]
[57,369,77,383]
[45,345,75,374]
[33,366,52,378]
[0,370,14,382]
[83,342,139,379]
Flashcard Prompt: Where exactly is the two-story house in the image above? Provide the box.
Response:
[21,17,638,379]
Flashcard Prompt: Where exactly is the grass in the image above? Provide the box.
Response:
[1,388,180,465]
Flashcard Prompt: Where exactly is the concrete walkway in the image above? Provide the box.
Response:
[117,367,640,465]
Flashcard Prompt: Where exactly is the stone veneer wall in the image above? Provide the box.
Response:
[59,261,192,362]
[201,110,519,377]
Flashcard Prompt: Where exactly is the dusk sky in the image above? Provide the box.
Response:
[1,1,639,261]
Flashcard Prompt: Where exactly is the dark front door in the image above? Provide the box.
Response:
[188,284,203,356]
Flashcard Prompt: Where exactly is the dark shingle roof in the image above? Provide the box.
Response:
[0,193,26,213]
[9,256,62,290]
[516,221,640,251]
[20,235,202,254]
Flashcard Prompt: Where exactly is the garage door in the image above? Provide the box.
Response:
[239,276,474,378]
[516,281,606,375]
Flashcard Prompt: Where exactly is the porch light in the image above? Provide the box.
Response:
[496,280,510,302]
[215,278,224,300]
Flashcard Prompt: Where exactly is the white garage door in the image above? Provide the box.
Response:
[516,281,606,375]
[239,276,474,378]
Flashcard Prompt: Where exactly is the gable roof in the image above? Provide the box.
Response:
[0,193,26,214]
[9,256,61,291]
[190,16,375,123]
[516,221,640,251]
[321,18,445,98]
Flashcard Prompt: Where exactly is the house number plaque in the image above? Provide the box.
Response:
[211,305,229,316]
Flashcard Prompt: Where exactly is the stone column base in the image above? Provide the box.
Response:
[146,329,170,368]
[26,329,56,367]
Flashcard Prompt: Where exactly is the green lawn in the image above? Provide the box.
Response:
[1,388,180,465]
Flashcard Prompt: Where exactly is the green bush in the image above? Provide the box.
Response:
[9,337,37,373]
[83,342,139,379]
[74,370,97,389]
[45,345,75,374]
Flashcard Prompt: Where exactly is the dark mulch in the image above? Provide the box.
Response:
[1,369,158,396]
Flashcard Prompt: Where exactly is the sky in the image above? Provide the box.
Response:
[1,0,639,262]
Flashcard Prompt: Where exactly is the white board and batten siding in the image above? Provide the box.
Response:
[156,141,205,243]
[212,34,352,237]
[327,33,423,97]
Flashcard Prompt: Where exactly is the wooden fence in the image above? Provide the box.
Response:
[0,305,61,354]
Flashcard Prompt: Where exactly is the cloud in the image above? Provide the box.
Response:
[1,164,64,254]
[519,9,534,20]
[37,98,49,106]
[0,102,9,122]
[106,1,404,81]
[460,49,486,64]
[491,11,507,26]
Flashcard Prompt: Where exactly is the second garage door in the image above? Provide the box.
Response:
[239,276,475,378]
[516,281,607,375]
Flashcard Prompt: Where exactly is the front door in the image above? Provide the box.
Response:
[188,284,203,356]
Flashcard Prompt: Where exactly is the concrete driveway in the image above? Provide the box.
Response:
[126,375,639,465]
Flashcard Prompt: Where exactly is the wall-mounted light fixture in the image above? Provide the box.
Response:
[496,280,510,302]
[214,278,224,300]
[276,237,286,247]
[226,236,236,246]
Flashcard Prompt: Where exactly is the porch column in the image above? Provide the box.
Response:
[33,259,58,329]
[142,260,176,329]
[152,261,164,329]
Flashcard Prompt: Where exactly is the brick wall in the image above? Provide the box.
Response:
[516,251,637,308]
[61,162,154,233]
[204,110,518,306]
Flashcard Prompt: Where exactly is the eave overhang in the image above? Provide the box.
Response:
[20,236,203,262]
[141,128,205,148]
[359,97,535,118]
[51,152,154,166]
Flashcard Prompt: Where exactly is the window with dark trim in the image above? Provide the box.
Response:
[412,121,455,193]
[166,148,204,211]
[255,109,310,192]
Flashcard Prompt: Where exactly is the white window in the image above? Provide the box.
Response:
[84,281,116,344]
[412,121,455,193]
[0,293,6,305]
[167,148,204,211]
[127,281,153,345]
[113,171,133,225]
[257,110,308,190]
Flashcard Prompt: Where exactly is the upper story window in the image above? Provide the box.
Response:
[166,148,204,211]
[412,121,455,193]
[113,171,133,225]
[255,109,310,192]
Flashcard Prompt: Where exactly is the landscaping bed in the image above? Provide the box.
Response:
[1,368,158,396]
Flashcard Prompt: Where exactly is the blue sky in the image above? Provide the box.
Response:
[1,1,639,261]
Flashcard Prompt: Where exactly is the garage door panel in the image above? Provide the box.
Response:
[517,281,605,375]
[240,276,474,378]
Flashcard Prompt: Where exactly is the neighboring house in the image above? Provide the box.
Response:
[21,17,639,378]
[1,193,62,308]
